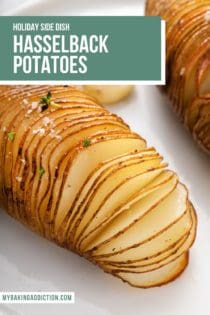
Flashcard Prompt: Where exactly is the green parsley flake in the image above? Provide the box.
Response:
[39,167,45,178]
[39,91,60,111]
[40,91,52,105]
[8,131,15,141]
[39,91,52,111]
[83,138,91,148]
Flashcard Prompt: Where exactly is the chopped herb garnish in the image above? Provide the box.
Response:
[83,138,91,148]
[39,167,45,178]
[40,91,52,105]
[39,91,60,111]
[39,91,52,111]
[8,131,15,141]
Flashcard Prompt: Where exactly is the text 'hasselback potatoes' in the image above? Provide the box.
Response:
[146,0,210,154]
[0,86,197,288]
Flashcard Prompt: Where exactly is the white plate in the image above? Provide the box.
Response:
[3,0,144,16]
[1,1,210,315]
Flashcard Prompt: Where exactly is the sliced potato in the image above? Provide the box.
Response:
[28,117,129,226]
[99,205,196,272]
[146,0,210,154]
[73,157,165,245]
[115,252,189,288]
[56,149,158,242]
[65,149,158,230]
[97,207,191,265]
[51,135,146,235]
[83,85,134,105]
[0,85,197,288]
[77,169,174,251]
[88,183,187,255]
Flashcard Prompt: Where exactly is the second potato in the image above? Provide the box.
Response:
[83,85,134,105]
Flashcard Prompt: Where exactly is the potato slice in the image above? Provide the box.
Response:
[102,233,188,270]
[64,149,157,225]
[0,105,24,212]
[97,207,191,265]
[193,113,210,152]
[13,110,107,221]
[38,132,140,234]
[77,169,173,251]
[100,205,195,273]
[115,252,188,288]
[68,154,161,239]
[27,116,129,225]
[88,183,187,255]
[56,149,158,243]
[184,94,210,131]
[17,112,108,205]
[197,124,210,152]
[170,28,210,117]
[167,9,208,72]
[73,156,165,245]
[50,135,146,236]
[9,87,103,220]
[197,50,210,96]
[8,87,101,223]
[37,131,134,230]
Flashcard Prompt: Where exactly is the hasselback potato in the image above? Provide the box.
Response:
[0,86,196,288]
[146,0,210,154]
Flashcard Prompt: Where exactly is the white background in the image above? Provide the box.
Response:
[0,0,23,15]
[0,1,210,315]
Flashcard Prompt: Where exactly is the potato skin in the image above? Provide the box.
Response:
[146,0,210,154]
[0,85,196,288]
